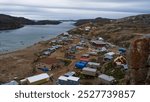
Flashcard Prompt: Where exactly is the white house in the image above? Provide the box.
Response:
[27,73,50,85]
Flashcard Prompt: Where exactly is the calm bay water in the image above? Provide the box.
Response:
[0,22,75,53]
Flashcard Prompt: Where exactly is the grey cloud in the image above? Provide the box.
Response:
[1,3,149,13]
[0,0,149,20]
[76,0,150,2]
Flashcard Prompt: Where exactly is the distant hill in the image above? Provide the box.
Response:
[70,14,150,48]
[0,14,62,30]
[74,17,112,26]
[34,20,61,25]
[0,14,30,30]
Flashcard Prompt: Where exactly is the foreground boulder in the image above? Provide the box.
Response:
[127,36,150,84]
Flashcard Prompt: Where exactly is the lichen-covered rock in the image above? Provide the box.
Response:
[127,37,150,84]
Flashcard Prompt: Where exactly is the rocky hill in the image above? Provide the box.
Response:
[74,17,112,26]
[71,14,150,48]
[0,14,62,30]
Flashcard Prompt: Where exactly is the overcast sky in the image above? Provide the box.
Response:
[0,0,149,20]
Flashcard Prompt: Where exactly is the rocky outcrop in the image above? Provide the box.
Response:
[127,36,150,84]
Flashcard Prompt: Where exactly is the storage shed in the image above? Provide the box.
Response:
[75,61,88,69]
[98,74,115,85]
[27,73,50,85]
[82,67,97,76]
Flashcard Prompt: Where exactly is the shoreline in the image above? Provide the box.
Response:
[0,22,62,31]
[0,35,58,56]
[0,22,76,56]
[0,26,77,83]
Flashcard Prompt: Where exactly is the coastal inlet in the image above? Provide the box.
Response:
[0,22,75,54]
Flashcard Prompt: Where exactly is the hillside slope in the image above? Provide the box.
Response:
[71,14,150,85]
[71,14,150,48]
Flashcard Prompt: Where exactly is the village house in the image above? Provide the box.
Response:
[87,62,100,69]
[57,76,80,85]
[26,73,50,85]
[98,74,115,85]
[85,26,91,31]
[82,67,97,76]
[75,61,88,69]
[36,58,63,71]
[103,52,115,61]
[91,40,107,48]
[88,51,98,56]
[80,54,90,62]
[63,32,69,36]
[64,71,76,77]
